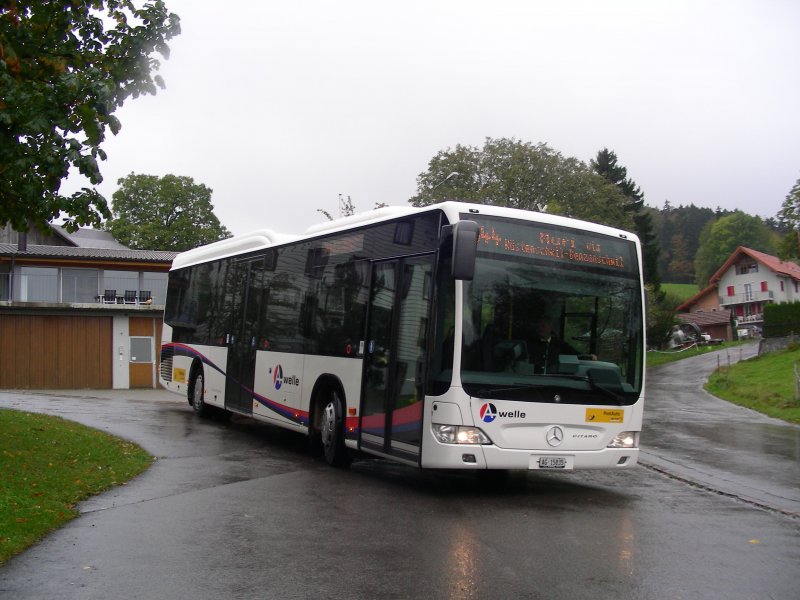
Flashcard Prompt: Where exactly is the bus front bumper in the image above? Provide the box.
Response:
[422,444,640,471]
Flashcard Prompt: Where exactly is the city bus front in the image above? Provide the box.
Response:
[422,212,645,471]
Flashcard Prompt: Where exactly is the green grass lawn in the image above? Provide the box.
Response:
[662,282,700,302]
[0,409,153,565]
[705,346,800,424]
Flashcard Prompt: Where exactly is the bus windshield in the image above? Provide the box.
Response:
[459,216,644,406]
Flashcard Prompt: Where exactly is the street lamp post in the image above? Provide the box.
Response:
[431,171,459,191]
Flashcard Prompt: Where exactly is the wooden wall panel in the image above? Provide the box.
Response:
[0,315,112,389]
[0,316,17,387]
[15,316,30,388]
[29,317,46,389]
[57,317,73,389]
[129,363,153,388]
[129,317,154,337]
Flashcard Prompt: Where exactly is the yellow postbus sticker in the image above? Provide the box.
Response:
[173,367,187,383]
[585,408,624,423]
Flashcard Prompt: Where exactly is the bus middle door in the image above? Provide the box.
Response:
[224,256,266,416]
[361,255,433,463]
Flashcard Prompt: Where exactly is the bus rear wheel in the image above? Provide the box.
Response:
[320,390,350,468]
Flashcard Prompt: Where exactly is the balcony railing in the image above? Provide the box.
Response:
[735,313,763,326]
[0,272,166,306]
[719,290,773,306]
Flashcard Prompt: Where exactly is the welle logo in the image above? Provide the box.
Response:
[273,364,299,390]
[480,402,526,422]
[480,403,497,423]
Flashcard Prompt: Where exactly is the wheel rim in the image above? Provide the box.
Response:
[193,373,204,407]
[321,400,336,451]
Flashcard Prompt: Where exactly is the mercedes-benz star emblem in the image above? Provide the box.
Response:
[546,426,564,447]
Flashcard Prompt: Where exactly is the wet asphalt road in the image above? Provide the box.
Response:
[1,342,799,599]
[642,343,800,516]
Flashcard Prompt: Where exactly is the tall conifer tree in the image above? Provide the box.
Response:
[591,149,661,291]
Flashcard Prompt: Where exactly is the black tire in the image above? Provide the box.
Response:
[320,390,350,468]
[189,367,212,418]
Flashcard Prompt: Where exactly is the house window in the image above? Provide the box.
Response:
[141,272,168,304]
[103,270,139,298]
[130,337,153,363]
[20,267,58,302]
[62,268,100,303]
[781,280,785,292]
[744,283,753,301]
[0,266,9,301]
[727,285,735,297]
[761,281,768,292]
[737,263,758,275]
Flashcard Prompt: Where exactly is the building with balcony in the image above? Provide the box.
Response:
[0,224,177,390]
[676,246,800,339]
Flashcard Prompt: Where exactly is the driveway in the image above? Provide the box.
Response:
[640,342,800,516]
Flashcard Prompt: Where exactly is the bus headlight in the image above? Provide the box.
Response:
[607,431,639,449]
[432,424,492,445]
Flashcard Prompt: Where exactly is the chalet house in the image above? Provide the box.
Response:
[0,224,177,389]
[676,246,800,339]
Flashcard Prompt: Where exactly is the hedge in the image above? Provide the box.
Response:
[763,302,800,337]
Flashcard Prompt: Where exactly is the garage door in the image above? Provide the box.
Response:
[0,315,112,389]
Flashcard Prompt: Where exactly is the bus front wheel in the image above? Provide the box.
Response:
[189,367,212,418]
[320,390,350,468]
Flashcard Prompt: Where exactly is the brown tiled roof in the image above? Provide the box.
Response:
[677,309,732,327]
[710,246,800,283]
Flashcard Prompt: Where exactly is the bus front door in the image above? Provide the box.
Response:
[224,256,266,415]
[361,256,433,462]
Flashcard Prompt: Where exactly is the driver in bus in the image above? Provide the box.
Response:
[528,315,579,374]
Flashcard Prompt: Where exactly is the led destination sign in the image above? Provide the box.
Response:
[469,215,637,274]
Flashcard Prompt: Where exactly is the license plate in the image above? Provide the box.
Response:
[530,455,573,470]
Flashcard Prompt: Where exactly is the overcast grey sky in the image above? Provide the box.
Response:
[65,0,800,236]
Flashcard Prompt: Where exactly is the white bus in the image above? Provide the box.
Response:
[160,202,645,471]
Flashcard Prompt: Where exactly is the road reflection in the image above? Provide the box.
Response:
[445,523,482,600]
[616,511,636,577]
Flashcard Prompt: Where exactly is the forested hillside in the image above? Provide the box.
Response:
[651,203,784,285]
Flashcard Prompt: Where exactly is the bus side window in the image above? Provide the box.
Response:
[427,244,455,395]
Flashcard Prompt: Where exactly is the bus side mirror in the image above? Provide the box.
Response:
[451,220,479,280]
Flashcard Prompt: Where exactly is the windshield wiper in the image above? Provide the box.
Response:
[573,374,625,405]
[470,374,626,404]
[471,384,547,399]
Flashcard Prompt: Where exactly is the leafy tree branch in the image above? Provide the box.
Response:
[0,0,180,232]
